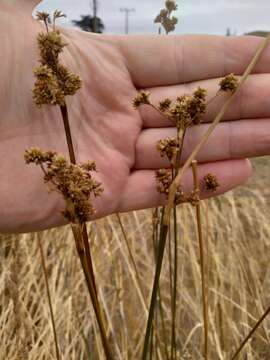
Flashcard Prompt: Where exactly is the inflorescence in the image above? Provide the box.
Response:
[25,148,103,223]
[133,72,238,205]
[26,11,103,223]
[154,0,178,34]
[33,11,82,107]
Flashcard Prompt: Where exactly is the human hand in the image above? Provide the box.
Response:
[1,0,270,233]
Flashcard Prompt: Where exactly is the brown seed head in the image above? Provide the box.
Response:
[33,65,65,106]
[56,65,82,96]
[165,0,178,12]
[24,149,103,223]
[132,91,151,109]
[154,1,178,34]
[169,88,207,127]
[159,98,172,111]
[37,31,67,68]
[203,173,220,192]
[156,138,178,161]
[219,74,239,93]
[156,169,172,196]
[36,11,51,23]
[53,10,66,22]
[34,26,82,107]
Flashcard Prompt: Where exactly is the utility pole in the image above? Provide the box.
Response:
[92,0,98,33]
[120,8,135,34]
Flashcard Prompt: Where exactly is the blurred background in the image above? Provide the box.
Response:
[37,0,270,36]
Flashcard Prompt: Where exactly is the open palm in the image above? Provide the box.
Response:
[1,0,270,233]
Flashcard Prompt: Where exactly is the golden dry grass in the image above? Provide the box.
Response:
[1,157,270,359]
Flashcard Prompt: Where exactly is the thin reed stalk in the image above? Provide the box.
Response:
[38,236,60,360]
[117,213,166,360]
[71,224,114,359]
[142,223,169,359]
[231,304,270,360]
[191,160,208,360]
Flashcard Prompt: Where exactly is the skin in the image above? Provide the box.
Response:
[1,0,270,233]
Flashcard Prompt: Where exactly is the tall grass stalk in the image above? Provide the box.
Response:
[38,236,60,360]
[71,224,114,359]
[231,304,270,360]
[191,160,208,359]
[117,213,166,359]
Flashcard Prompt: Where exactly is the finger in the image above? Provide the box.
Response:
[140,74,270,128]
[118,159,252,212]
[134,119,270,170]
[119,34,270,87]
[6,0,42,13]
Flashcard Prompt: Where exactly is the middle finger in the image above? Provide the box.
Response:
[140,74,270,128]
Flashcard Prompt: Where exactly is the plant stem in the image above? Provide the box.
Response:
[231,304,270,360]
[191,160,208,360]
[118,212,166,360]
[116,213,141,283]
[38,236,60,360]
[142,223,169,360]
[171,126,186,359]
[82,223,97,295]
[60,104,76,164]
[71,224,114,359]
[171,206,178,360]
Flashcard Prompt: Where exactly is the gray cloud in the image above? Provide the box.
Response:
[37,0,270,35]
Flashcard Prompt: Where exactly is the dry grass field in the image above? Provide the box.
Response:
[1,156,270,359]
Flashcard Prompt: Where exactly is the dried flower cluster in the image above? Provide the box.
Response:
[169,88,207,129]
[133,81,223,204]
[203,173,220,192]
[154,0,178,34]
[25,148,103,223]
[157,138,178,162]
[132,91,151,109]
[33,11,82,107]
[156,169,199,205]
[219,73,239,93]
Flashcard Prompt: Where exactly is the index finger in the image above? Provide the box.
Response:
[118,34,270,87]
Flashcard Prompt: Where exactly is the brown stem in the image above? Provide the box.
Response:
[231,305,270,360]
[38,236,61,360]
[60,104,76,164]
[191,160,209,360]
[82,223,97,295]
[71,225,114,359]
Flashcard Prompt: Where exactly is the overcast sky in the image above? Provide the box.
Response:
[37,0,270,35]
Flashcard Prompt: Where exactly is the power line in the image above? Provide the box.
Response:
[120,7,135,34]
